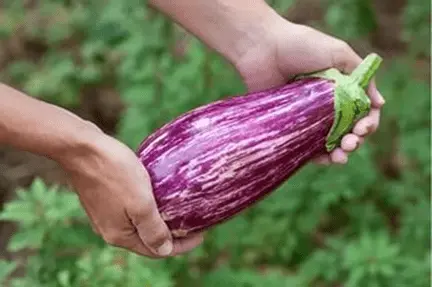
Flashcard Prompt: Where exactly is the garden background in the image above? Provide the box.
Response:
[0,0,431,286]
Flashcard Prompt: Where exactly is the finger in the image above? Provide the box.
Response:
[367,80,385,108]
[171,233,205,256]
[353,109,380,136]
[129,203,174,256]
[340,134,361,152]
[126,232,205,259]
[331,42,362,74]
[125,163,174,256]
[330,148,348,164]
[119,231,157,258]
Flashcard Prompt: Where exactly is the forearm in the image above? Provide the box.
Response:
[149,0,283,65]
[0,84,100,164]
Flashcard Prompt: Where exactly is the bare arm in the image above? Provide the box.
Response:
[0,84,99,165]
[148,0,283,67]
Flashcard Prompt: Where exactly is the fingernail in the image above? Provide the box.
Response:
[377,92,385,106]
[157,240,173,256]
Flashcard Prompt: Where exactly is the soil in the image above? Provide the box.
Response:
[0,0,430,259]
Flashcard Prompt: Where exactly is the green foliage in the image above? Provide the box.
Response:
[324,0,377,40]
[201,266,301,287]
[266,0,295,14]
[0,260,17,284]
[0,0,431,287]
[402,0,431,57]
[0,179,173,287]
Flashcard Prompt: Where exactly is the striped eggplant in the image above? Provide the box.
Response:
[137,53,382,238]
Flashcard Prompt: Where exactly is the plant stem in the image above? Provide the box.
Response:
[350,53,383,89]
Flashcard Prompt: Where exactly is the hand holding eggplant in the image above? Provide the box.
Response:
[61,133,204,258]
[234,22,385,165]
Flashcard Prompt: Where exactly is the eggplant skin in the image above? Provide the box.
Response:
[137,78,335,237]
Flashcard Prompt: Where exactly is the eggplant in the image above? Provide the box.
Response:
[137,53,383,237]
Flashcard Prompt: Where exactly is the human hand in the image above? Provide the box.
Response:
[234,21,385,165]
[59,129,204,258]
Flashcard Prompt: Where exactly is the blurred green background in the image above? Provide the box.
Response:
[0,0,431,286]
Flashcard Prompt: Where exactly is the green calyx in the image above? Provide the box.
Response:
[300,53,383,152]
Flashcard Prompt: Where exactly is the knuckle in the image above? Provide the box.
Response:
[331,41,354,71]
[335,40,352,56]
[130,202,155,221]
[141,201,156,217]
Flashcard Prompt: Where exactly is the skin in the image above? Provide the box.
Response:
[0,0,384,258]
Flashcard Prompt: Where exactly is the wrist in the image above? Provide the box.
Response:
[53,119,105,169]
[58,126,136,187]
[0,83,104,166]
[217,1,286,66]
[228,5,292,71]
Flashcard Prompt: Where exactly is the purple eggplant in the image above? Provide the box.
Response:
[137,53,382,237]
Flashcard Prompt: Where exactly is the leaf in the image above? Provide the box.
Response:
[299,249,341,284]
[401,128,431,176]
[403,0,431,57]
[201,266,300,287]
[345,267,365,287]
[325,0,376,40]
[399,198,431,254]
[121,84,155,105]
[0,260,17,284]
[7,226,46,252]
[6,60,36,82]
[268,0,294,13]
[30,177,50,201]
[0,202,36,224]
[80,64,102,83]
[117,106,153,149]
[57,270,71,287]
[346,203,387,233]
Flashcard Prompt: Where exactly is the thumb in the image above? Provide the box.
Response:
[330,44,385,109]
[128,201,174,256]
[126,161,174,256]
[331,42,363,74]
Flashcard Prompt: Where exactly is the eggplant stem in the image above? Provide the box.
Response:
[350,53,383,89]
